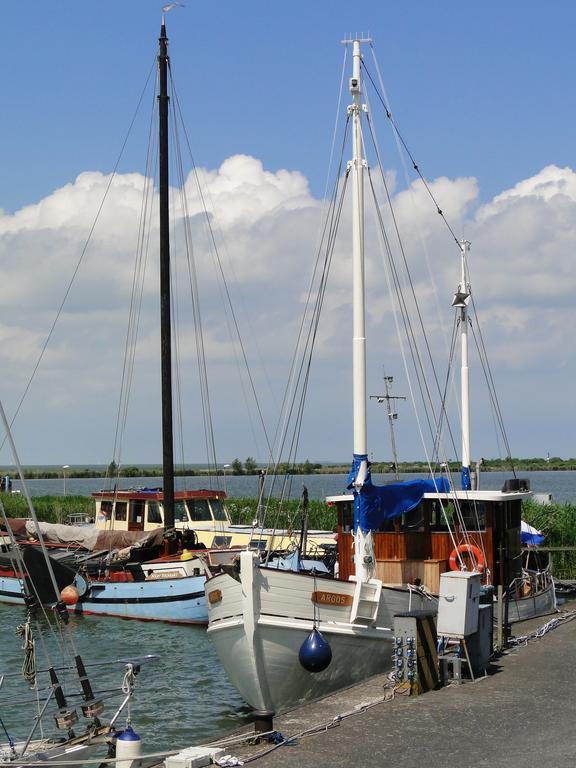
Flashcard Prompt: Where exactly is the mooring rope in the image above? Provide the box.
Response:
[15,618,36,688]
[508,609,576,646]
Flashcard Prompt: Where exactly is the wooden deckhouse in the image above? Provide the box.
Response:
[333,484,529,595]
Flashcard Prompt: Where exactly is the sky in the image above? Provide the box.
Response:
[0,0,575,467]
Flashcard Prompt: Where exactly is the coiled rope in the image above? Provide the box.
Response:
[15,618,36,687]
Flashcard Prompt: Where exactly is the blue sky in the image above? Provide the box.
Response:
[0,1,575,466]
[3,1,574,210]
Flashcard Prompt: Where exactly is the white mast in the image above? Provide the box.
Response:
[350,39,367,459]
[452,239,472,490]
[345,37,372,582]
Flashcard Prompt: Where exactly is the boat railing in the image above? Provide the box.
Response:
[509,561,554,598]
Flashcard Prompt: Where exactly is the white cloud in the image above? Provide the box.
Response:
[0,159,573,462]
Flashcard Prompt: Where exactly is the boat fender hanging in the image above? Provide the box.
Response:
[116,725,142,768]
[60,585,79,606]
[298,627,332,673]
[448,543,485,573]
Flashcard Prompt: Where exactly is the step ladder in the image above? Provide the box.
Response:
[349,577,383,625]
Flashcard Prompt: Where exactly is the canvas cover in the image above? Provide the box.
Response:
[347,453,451,533]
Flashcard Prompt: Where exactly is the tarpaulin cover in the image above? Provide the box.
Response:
[461,466,472,491]
[347,454,451,533]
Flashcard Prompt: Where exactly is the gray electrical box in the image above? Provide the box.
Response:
[437,571,481,637]
[465,603,493,674]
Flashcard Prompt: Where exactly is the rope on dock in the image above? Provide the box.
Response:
[508,609,576,646]
[218,682,406,764]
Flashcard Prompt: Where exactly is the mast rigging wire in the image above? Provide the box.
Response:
[361,53,461,248]
[169,80,276,467]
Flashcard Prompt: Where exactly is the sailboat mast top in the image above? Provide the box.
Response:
[349,39,368,459]
[158,21,175,530]
[453,239,472,490]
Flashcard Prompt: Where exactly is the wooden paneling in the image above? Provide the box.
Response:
[338,529,494,584]
[374,559,447,593]
[338,532,354,580]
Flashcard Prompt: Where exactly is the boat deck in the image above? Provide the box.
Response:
[208,600,576,768]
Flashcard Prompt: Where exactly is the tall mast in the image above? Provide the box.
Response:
[158,17,175,529]
[452,239,472,491]
[350,39,367,460]
[345,37,372,583]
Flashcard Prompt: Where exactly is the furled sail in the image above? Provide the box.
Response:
[347,454,450,533]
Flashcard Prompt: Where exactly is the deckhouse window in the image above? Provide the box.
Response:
[174,502,189,522]
[100,500,113,520]
[187,500,212,522]
[211,499,227,522]
[130,500,145,524]
[115,502,127,521]
[147,502,162,524]
[460,501,486,531]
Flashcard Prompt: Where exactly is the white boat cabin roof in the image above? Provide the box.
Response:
[326,488,532,504]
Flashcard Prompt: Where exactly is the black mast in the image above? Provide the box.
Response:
[158,19,175,530]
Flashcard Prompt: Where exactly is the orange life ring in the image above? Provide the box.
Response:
[448,543,485,573]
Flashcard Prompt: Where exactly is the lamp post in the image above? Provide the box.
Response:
[223,464,231,494]
[62,465,70,496]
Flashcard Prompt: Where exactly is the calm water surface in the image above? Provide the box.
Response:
[15,470,576,503]
[0,603,249,751]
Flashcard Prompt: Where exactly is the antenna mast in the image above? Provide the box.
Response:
[370,374,406,480]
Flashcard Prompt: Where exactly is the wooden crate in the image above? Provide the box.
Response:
[375,558,447,593]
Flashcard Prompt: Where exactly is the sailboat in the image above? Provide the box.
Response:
[0,15,242,624]
[205,37,445,715]
[2,15,337,622]
[205,37,556,715]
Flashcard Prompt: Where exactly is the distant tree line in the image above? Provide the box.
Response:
[1,456,574,482]
[228,458,323,475]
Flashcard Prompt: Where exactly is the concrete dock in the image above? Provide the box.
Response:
[213,604,576,767]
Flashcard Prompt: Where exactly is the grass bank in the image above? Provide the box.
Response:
[521,499,576,579]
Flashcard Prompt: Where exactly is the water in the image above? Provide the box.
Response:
[0,603,249,751]
[13,469,576,503]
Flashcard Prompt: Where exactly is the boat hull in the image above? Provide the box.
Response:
[208,613,394,712]
[507,579,557,623]
[0,574,26,605]
[206,551,429,713]
[0,571,209,623]
[70,575,208,623]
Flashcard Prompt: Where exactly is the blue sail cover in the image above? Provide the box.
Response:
[347,454,451,533]
[461,466,472,491]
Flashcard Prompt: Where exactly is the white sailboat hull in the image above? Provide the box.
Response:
[206,551,430,713]
[3,730,109,768]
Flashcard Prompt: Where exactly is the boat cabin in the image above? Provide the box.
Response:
[93,487,335,552]
[93,488,233,545]
[332,483,533,594]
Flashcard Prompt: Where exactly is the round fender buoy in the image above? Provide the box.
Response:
[116,725,142,768]
[60,585,79,606]
[298,627,332,673]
